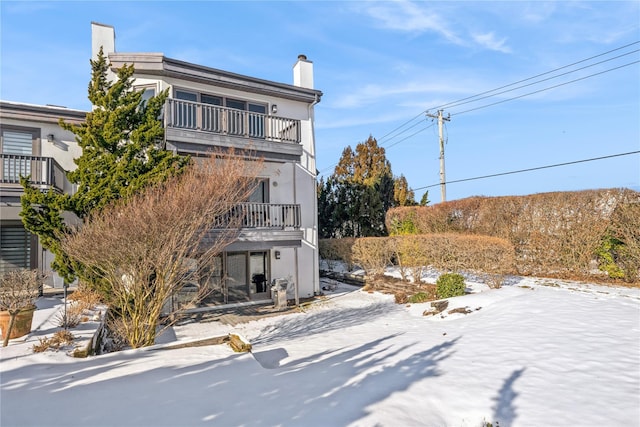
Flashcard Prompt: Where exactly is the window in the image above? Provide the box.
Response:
[0,224,32,274]
[248,103,266,138]
[226,100,267,137]
[172,89,267,137]
[174,90,198,129]
[1,127,38,182]
[201,94,222,132]
[140,87,156,106]
[248,179,268,203]
[135,86,162,119]
[226,98,245,136]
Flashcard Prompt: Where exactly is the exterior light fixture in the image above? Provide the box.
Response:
[275,251,281,259]
[271,104,278,114]
[47,134,55,143]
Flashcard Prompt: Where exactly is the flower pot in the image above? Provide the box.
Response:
[0,305,36,340]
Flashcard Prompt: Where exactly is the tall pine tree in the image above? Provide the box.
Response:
[21,48,189,281]
[320,136,395,237]
[319,135,419,237]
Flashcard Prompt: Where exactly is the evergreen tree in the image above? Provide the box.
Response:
[393,174,416,207]
[317,177,337,239]
[20,48,189,281]
[419,191,431,206]
[319,135,394,237]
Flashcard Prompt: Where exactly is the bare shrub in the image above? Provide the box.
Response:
[483,274,506,289]
[319,238,356,271]
[55,302,86,328]
[386,189,638,280]
[68,284,103,309]
[606,199,640,282]
[389,234,514,277]
[394,292,408,304]
[351,237,393,276]
[391,235,429,282]
[0,269,41,347]
[61,151,262,348]
[32,330,75,353]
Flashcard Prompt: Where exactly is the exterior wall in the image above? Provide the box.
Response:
[125,70,321,300]
[1,117,82,174]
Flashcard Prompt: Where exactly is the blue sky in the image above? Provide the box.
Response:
[1,1,639,202]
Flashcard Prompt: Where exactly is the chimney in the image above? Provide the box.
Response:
[91,22,115,60]
[293,54,314,89]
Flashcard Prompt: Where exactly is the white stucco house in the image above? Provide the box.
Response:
[92,22,323,305]
[0,101,84,287]
[1,22,323,307]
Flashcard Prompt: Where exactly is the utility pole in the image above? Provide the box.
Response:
[426,110,450,202]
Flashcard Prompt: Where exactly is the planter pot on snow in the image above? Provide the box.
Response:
[0,305,36,340]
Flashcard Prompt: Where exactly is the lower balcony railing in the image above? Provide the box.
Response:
[165,99,301,144]
[215,203,301,229]
[1,154,69,192]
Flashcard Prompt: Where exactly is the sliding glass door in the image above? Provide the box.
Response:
[200,251,271,304]
[226,252,249,303]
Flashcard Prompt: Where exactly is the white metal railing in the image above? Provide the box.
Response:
[0,154,68,192]
[166,99,301,143]
[214,203,301,229]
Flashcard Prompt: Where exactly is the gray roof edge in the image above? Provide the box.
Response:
[108,53,323,102]
[0,100,87,120]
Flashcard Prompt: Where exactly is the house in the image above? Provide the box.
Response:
[92,22,323,305]
[0,101,85,287]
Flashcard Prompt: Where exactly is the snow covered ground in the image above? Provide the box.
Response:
[1,276,639,427]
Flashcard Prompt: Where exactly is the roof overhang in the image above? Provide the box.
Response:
[108,53,323,104]
[0,101,86,125]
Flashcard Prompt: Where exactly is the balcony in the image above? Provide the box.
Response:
[1,154,72,194]
[166,99,300,142]
[215,203,301,230]
[203,202,303,250]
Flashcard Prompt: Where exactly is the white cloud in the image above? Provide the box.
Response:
[358,0,516,54]
[358,0,464,44]
[471,32,511,53]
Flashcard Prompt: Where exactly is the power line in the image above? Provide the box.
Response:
[388,41,639,148]
[444,49,639,111]
[318,118,435,174]
[411,151,640,191]
[432,40,640,111]
[451,60,640,116]
[385,122,435,149]
[317,41,640,176]
[377,111,427,144]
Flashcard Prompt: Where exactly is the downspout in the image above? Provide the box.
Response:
[294,155,299,306]
[308,93,320,296]
[294,92,320,305]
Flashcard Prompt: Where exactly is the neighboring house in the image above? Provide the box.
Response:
[92,23,323,304]
[0,101,84,287]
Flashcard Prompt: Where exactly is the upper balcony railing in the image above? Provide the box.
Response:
[214,203,301,230]
[165,99,301,144]
[0,154,70,193]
